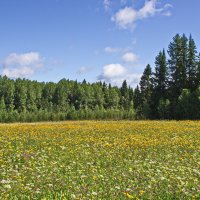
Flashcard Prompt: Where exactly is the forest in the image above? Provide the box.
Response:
[0,33,200,122]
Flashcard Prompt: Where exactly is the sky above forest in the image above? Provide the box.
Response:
[0,0,199,88]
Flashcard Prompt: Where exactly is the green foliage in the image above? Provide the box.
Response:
[157,98,170,119]
[0,76,137,122]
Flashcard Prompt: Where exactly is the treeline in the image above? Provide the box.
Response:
[0,76,135,122]
[1,33,200,122]
[134,34,200,119]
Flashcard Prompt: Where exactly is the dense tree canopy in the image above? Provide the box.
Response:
[0,77,135,122]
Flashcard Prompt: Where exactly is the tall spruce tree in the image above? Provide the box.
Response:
[120,80,130,110]
[139,64,152,118]
[168,34,188,100]
[154,50,168,97]
[133,85,141,110]
[196,53,200,88]
[187,34,197,91]
[151,49,168,117]
[139,64,152,104]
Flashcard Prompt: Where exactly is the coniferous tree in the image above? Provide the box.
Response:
[195,53,200,88]
[139,64,152,106]
[154,50,168,98]
[168,34,188,100]
[187,34,197,91]
[151,50,168,117]
[139,64,152,118]
[133,85,141,110]
[120,80,130,110]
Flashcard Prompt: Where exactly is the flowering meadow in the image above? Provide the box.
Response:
[0,121,199,199]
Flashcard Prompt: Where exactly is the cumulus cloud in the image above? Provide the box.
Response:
[2,52,43,78]
[98,63,141,87]
[3,67,35,78]
[122,52,138,63]
[100,64,127,79]
[112,7,137,29]
[112,0,172,29]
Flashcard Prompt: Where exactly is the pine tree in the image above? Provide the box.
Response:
[120,80,128,97]
[187,34,197,91]
[120,80,130,110]
[168,34,188,100]
[151,50,168,117]
[139,64,153,118]
[154,50,168,97]
[196,53,200,87]
[133,85,141,110]
[139,64,152,105]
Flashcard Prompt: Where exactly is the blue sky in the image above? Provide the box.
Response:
[0,0,199,88]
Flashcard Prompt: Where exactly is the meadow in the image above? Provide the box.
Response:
[0,121,199,199]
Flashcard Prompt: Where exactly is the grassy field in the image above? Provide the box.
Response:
[0,121,199,199]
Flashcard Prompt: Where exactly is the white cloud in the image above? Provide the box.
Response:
[101,64,127,78]
[103,0,111,11]
[112,0,172,29]
[122,52,138,63]
[3,67,35,78]
[104,46,119,53]
[112,7,137,29]
[77,66,91,74]
[2,52,43,78]
[98,63,141,87]
[137,0,158,19]
[4,52,41,66]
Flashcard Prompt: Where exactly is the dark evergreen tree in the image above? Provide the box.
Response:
[120,80,130,110]
[151,50,168,117]
[195,53,200,88]
[140,64,152,103]
[168,34,188,100]
[133,85,141,110]
[154,50,168,98]
[187,34,197,91]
